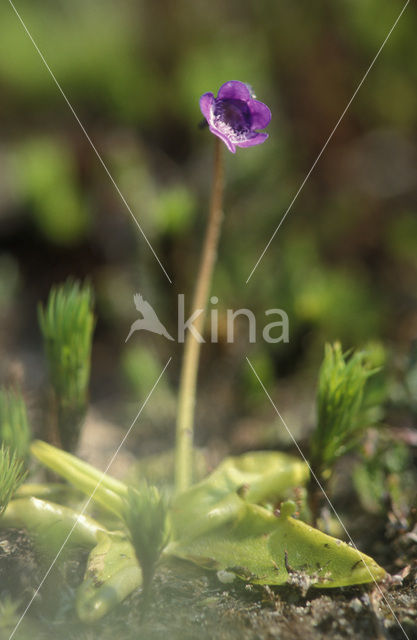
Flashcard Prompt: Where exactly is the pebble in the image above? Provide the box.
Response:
[217,569,236,584]
[350,598,363,613]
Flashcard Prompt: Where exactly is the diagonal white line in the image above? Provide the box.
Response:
[8,357,172,640]
[7,0,172,284]
[246,0,410,284]
[246,357,410,640]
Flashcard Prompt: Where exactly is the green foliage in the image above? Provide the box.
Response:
[14,138,90,245]
[0,388,31,459]
[0,594,21,634]
[30,439,126,517]
[0,445,27,515]
[154,185,196,235]
[123,483,169,595]
[126,448,208,490]
[0,2,156,123]
[122,346,165,397]
[1,0,415,409]
[0,0,414,334]
[277,237,383,345]
[387,211,417,266]
[310,342,380,475]
[31,440,386,614]
[170,451,309,541]
[1,494,101,558]
[169,453,384,588]
[0,493,141,624]
[170,498,385,589]
[353,429,416,514]
[76,531,142,623]
[390,342,417,418]
[38,280,95,451]
[241,351,275,408]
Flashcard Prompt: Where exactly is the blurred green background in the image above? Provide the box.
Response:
[0,0,416,456]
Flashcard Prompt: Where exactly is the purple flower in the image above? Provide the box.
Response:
[199,81,271,153]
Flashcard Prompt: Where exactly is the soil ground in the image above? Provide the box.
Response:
[1,528,416,640]
[1,414,416,640]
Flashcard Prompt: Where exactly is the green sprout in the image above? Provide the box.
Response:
[38,279,95,452]
[123,482,169,605]
[0,445,27,515]
[0,388,31,459]
[308,342,380,523]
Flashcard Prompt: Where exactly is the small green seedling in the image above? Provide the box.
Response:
[0,387,31,459]
[123,483,169,604]
[38,279,95,451]
[309,342,380,522]
[0,445,27,515]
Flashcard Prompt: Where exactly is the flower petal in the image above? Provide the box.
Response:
[217,81,251,102]
[199,93,215,122]
[209,126,236,153]
[236,132,269,148]
[249,100,272,130]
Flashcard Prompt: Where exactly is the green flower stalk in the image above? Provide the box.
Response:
[308,342,379,523]
[0,388,31,459]
[174,137,224,494]
[123,483,169,606]
[38,279,95,452]
[0,445,27,515]
[175,82,271,495]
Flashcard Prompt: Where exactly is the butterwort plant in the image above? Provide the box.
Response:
[175,81,271,494]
